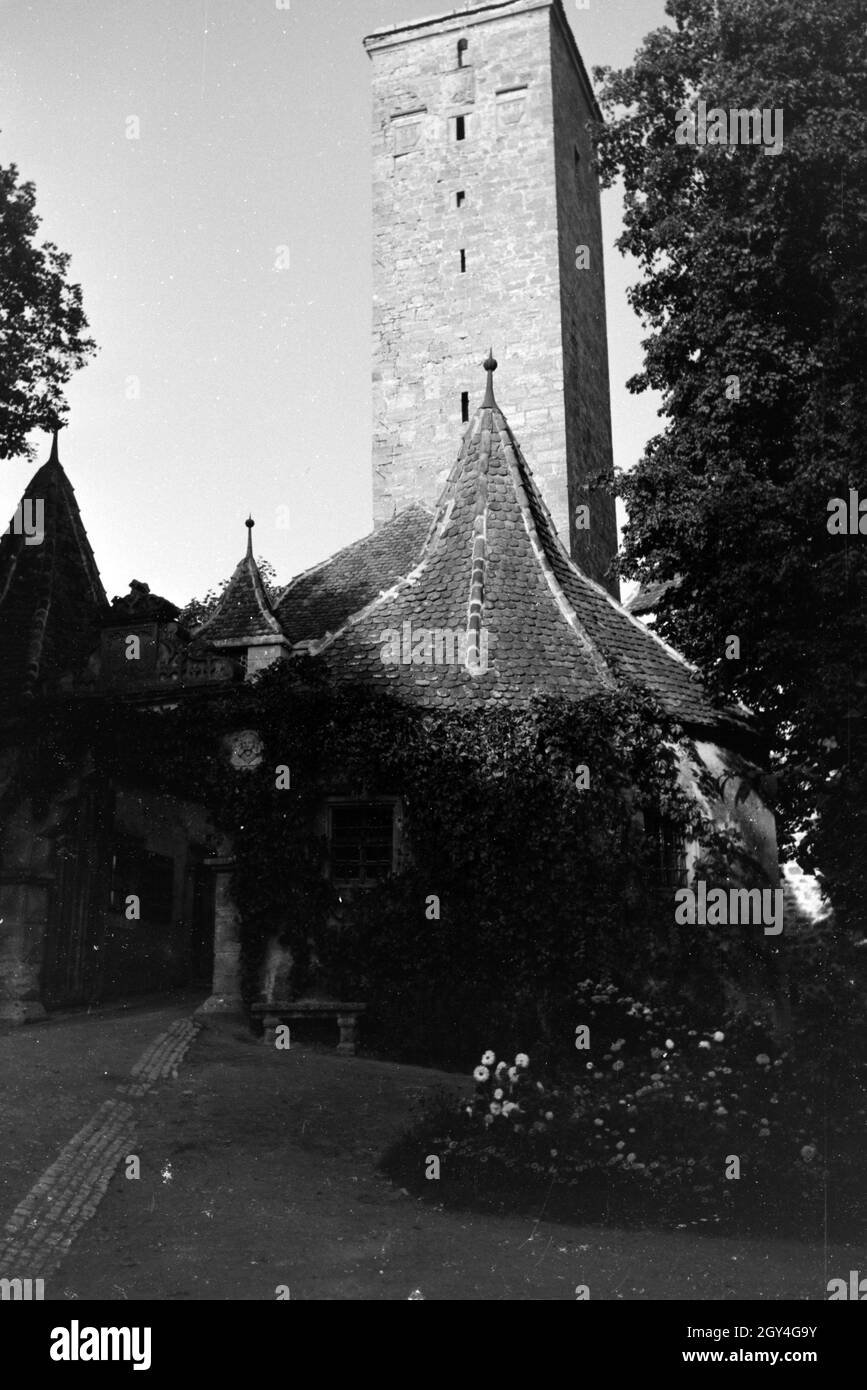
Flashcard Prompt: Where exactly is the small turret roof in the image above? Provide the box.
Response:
[195,517,284,647]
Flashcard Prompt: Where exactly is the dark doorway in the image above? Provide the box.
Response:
[189,863,215,988]
[42,789,108,1008]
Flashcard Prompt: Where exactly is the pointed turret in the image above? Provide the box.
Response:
[0,429,107,706]
[194,518,288,676]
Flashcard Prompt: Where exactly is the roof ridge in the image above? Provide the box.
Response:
[493,407,616,687]
[490,407,723,696]
[274,501,435,613]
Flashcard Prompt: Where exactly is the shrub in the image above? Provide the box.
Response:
[381,981,867,1238]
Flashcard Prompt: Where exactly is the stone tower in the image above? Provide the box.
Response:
[364,0,618,595]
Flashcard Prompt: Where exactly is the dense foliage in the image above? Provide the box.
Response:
[9,660,787,1064]
[0,159,96,460]
[382,975,867,1238]
[592,0,867,932]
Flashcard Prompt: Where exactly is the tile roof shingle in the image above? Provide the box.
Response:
[311,382,743,732]
[274,502,433,645]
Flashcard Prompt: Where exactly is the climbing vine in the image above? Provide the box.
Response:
[4,657,779,1061]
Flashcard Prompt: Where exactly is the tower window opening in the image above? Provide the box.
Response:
[461,392,470,423]
[456,190,466,208]
[455,115,466,142]
[457,37,468,68]
[574,146,582,188]
[459,248,466,273]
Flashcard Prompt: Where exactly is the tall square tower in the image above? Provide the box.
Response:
[364,0,618,595]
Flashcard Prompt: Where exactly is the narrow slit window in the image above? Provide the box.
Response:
[455,115,466,142]
[459,248,466,273]
[574,146,582,188]
[456,190,466,208]
[457,37,468,68]
[461,392,470,423]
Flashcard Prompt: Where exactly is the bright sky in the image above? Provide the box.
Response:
[0,0,667,606]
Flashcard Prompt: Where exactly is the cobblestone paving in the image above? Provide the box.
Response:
[0,1017,200,1288]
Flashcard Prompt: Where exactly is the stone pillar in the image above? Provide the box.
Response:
[337,1013,358,1056]
[196,855,244,1016]
[0,874,51,1025]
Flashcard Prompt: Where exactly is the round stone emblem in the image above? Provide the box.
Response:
[226,729,264,771]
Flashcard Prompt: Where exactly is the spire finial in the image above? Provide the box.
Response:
[482,347,498,408]
[245,514,254,557]
[48,421,63,464]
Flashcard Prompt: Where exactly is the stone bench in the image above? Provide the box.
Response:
[251,1000,367,1055]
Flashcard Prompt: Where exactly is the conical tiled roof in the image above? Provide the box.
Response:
[314,358,742,730]
[0,431,107,706]
[194,518,284,647]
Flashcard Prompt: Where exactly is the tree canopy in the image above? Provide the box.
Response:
[0,159,96,460]
[593,0,867,930]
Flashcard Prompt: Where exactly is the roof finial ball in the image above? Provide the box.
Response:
[482,347,498,409]
[245,514,255,555]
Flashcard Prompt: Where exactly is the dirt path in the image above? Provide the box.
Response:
[43,1018,855,1301]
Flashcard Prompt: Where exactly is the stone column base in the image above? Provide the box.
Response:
[195,993,244,1017]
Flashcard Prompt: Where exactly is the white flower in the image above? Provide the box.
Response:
[626,1152,636,1162]
[550,1149,558,1158]
[495,1061,508,1075]
[465,1106,473,1117]
[536,1081,544,1091]
[545,1111,554,1122]
[665,1039,674,1049]
[755,1053,771,1065]
[484,1113,494,1127]
[713,1031,724,1043]
[507,1066,519,1082]
[612,1060,624,1072]
[758,1127,770,1138]
[616,1141,625,1150]
[515,1053,530,1068]
[594,1118,604,1126]
[490,1101,502,1115]
[800,1144,817,1163]
[699,1040,711,1049]
[473,1065,489,1083]
[502,1102,519,1116]
[715,1106,728,1116]
[481,1050,495,1066]
[493,1088,504,1100]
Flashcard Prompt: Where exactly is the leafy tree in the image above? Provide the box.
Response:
[593,0,867,930]
[0,159,96,459]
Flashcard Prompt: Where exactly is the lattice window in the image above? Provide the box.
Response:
[644,810,687,890]
[328,802,396,885]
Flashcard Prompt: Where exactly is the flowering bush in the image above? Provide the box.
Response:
[383,982,867,1237]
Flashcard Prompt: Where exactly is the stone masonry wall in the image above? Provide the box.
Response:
[550,8,618,595]
[366,0,617,593]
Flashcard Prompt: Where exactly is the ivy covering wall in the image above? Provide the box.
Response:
[5,658,791,1062]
